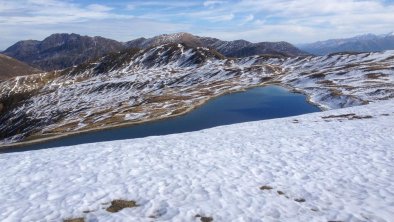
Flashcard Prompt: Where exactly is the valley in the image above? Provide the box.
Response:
[0,44,393,148]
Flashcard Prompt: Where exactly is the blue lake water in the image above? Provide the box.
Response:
[3,85,320,152]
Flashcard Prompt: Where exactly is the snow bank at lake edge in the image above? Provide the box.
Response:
[0,100,393,222]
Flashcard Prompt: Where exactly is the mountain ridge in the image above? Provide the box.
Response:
[298,32,394,55]
[0,54,41,81]
[3,33,125,71]
[126,32,308,58]
[3,32,307,71]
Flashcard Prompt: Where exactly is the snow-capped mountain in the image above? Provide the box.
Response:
[298,32,394,55]
[0,42,393,146]
[126,32,308,57]
[3,32,307,72]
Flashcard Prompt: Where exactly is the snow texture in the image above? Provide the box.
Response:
[0,100,393,222]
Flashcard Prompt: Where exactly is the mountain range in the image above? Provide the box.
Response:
[3,32,394,76]
[298,32,394,55]
[2,32,307,72]
[125,32,306,58]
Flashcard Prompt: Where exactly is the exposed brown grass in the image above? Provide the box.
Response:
[363,65,389,72]
[196,215,214,222]
[260,185,273,190]
[260,76,274,82]
[329,89,343,97]
[63,218,84,222]
[106,199,138,213]
[294,198,306,203]
[342,63,359,69]
[0,54,41,81]
[171,106,189,115]
[264,64,283,74]
[365,73,388,79]
[322,113,373,120]
[309,72,325,79]
[146,95,192,103]
[317,80,334,86]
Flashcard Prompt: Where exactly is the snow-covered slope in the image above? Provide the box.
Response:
[0,46,393,146]
[126,32,307,57]
[0,100,393,221]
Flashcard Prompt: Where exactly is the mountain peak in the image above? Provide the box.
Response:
[159,32,194,38]
[3,33,124,71]
[352,33,378,40]
[383,31,394,37]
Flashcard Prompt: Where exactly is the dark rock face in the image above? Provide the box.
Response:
[3,33,125,71]
[0,54,41,81]
[222,41,306,57]
[298,33,394,55]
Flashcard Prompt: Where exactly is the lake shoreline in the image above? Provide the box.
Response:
[0,83,322,152]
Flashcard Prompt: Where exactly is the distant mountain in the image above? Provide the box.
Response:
[126,32,307,57]
[0,54,41,81]
[3,33,124,71]
[299,32,394,55]
[2,32,306,72]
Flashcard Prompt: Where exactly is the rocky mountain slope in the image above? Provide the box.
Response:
[299,32,394,55]
[2,32,306,72]
[0,43,392,146]
[0,54,41,81]
[2,33,124,71]
[126,32,308,57]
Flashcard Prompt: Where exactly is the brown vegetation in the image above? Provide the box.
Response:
[63,218,84,222]
[106,199,138,213]
[196,215,214,222]
[0,54,41,81]
[365,73,388,79]
[260,185,273,190]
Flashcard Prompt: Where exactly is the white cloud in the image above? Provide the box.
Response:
[197,0,394,43]
[203,0,226,7]
[86,4,113,12]
[244,14,254,22]
[0,18,192,49]
[205,13,235,22]
[1,0,394,49]
[126,1,200,9]
[0,0,117,25]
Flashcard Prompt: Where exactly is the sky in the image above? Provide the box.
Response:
[1,0,394,50]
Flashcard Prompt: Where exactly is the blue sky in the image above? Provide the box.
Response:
[1,0,394,49]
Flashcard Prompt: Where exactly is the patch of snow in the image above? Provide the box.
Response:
[0,100,393,221]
